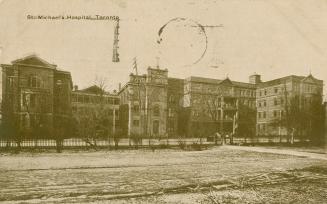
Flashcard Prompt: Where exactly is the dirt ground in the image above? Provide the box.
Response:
[0,146,326,203]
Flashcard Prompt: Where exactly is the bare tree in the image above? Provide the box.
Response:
[76,76,119,149]
[205,93,223,145]
[270,83,324,144]
[236,102,256,143]
[1,75,20,149]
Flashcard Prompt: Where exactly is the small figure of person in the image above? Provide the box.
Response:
[225,133,230,144]
[222,132,226,145]
[215,132,221,145]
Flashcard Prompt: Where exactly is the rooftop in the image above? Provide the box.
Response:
[185,76,256,89]
[11,54,57,69]
[258,74,323,88]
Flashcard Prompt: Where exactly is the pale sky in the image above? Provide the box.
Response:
[0,0,327,98]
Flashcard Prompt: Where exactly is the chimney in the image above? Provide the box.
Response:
[74,85,78,91]
[249,73,261,84]
[118,83,121,91]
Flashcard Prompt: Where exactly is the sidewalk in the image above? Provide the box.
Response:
[224,145,327,160]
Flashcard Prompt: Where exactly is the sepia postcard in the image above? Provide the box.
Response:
[0,0,326,203]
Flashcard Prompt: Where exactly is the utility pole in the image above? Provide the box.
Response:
[113,108,116,136]
[112,19,120,62]
[133,57,138,75]
[156,56,160,69]
[279,109,282,143]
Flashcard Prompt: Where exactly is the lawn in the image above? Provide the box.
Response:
[0,146,326,203]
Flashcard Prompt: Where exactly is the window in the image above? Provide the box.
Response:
[168,119,174,132]
[133,120,139,126]
[21,114,27,128]
[274,98,278,106]
[8,77,15,88]
[273,110,277,117]
[153,105,160,117]
[30,114,40,128]
[193,110,199,117]
[274,88,278,93]
[30,94,36,108]
[153,120,159,134]
[78,95,83,103]
[258,102,261,107]
[29,75,42,88]
[30,114,35,127]
[262,124,266,131]
[107,109,113,116]
[264,89,267,95]
[107,98,113,104]
[258,112,261,119]
[72,94,77,102]
[133,105,139,113]
[263,101,266,107]
[84,96,90,103]
[94,96,100,104]
[263,112,266,118]
[281,98,284,104]
[169,95,175,103]
[168,108,173,117]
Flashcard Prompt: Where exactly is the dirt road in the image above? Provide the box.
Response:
[0,147,326,203]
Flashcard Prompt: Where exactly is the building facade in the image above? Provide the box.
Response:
[119,67,169,139]
[256,74,324,137]
[182,76,257,137]
[325,102,327,145]
[167,77,184,137]
[1,55,72,139]
[71,85,120,139]
[119,67,258,139]
[119,67,324,139]
[2,55,323,141]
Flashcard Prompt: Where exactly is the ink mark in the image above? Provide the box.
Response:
[157,17,208,66]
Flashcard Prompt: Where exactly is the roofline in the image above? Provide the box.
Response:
[10,63,57,70]
[72,90,119,97]
[55,70,71,74]
[258,74,323,87]
[184,76,256,89]
[0,64,12,68]
[12,54,57,66]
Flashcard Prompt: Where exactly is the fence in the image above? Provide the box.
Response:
[0,138,213,149]
[232,136,310,145]
[0,136,310,150]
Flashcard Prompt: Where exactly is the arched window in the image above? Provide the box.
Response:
[29,75,42,88]
[133,104,139,113]
[153,105,160,117]
[169,95,175,103]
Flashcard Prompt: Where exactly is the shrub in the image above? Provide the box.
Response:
[190,142,202,151]
[178,140,186,150]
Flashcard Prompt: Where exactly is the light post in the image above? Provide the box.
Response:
[55,79,63,153]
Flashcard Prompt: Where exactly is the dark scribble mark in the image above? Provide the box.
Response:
[191,25,224,28]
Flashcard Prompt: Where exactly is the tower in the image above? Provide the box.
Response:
[112,19,120,62]
[249,73,261,84]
